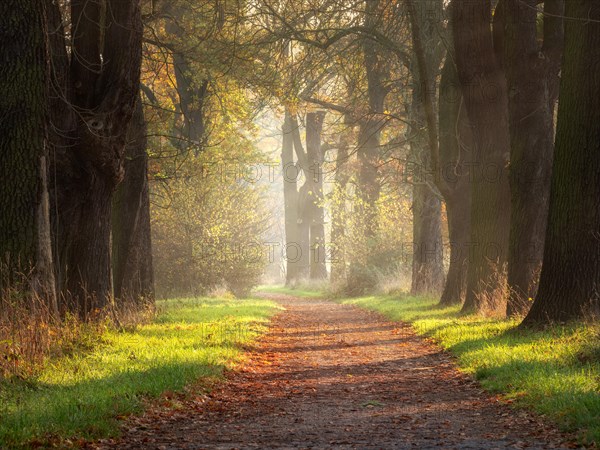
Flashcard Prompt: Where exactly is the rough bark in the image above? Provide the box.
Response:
[503,0,564,317]
[306,112,328,280]
[112,98,154,303]
[452,0,512,314]
[522,0,600,325]
[0,0,57,315]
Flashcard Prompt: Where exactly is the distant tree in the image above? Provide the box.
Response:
[522,0,600,325]
[406,0,445,297]
[356,0,389,237]
[112,98,154,303]
[282,110,301,285]
[330,121,353,285]
[306,111,328,280]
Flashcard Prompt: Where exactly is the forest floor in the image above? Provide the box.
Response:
[90,293,577,450]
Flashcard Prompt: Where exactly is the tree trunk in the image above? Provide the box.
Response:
[452,0,512,314]
[291,115,311,281]
[441,193,471,306]
[409,93,445,296]
[522,0,600,325]
[306,112,328,280]
[409,85,445,296]
[166,7,208,151]
[296,184,311,281]
[437,45,473,306]
[112,97,154,303]
[356,0,388,236]
[281,110,300,285]
[411,181,445,296]
[0,0,57,315]
[356,80,386,236]
[346,0,389,294]
[503,0,564,317]
[63,179,115,315]
[53,0,143,317]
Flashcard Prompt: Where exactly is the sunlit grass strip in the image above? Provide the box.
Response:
[0,297,280,447]
[340,295,600,446]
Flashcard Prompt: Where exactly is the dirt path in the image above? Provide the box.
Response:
[94,294,575,449]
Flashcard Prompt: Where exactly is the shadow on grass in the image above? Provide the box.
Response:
[0,361,224,447]
[0,296,279,448]
[341,294,600,445]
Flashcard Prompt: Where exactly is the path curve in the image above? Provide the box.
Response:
[94,294,574,449]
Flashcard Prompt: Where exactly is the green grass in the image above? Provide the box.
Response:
[339,294,600,445]
[256,284,326,298]
[0,296,280,448]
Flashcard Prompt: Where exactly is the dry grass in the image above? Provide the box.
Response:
[0,274,156,380]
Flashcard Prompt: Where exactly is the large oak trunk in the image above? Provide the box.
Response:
[522,0,600,325]
[441,193,471,306]
[52,0,143,317]
[437,47,473,306]
[503,0,564,317]
[452,0,511,314]
[63,178,115,315]
[0,0,57,315]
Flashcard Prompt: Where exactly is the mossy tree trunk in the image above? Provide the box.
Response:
[522,0,600,325]
[0,0,57,316]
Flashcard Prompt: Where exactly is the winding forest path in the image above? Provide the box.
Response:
[95,294,574,449]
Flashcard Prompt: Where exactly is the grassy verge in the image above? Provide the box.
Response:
[339,294,600,445]
[0,296,280,448]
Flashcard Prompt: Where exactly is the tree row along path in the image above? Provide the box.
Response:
[92,294,575,449]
